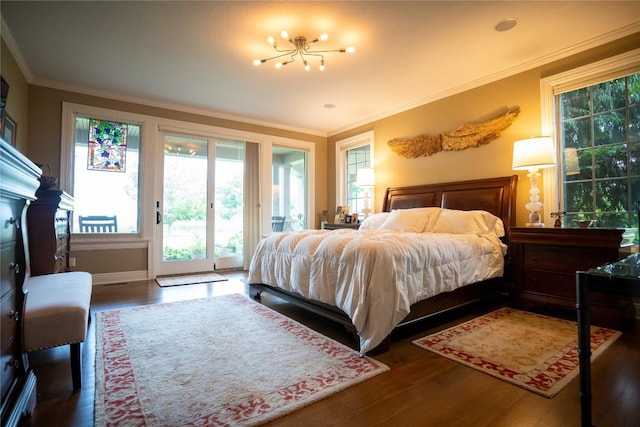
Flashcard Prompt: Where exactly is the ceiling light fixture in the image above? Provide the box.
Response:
[253,30,355,71]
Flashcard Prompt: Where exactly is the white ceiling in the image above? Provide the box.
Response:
[2,1,639,136]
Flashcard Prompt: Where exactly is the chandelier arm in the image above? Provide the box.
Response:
[305,48,347,54]
[260,50,297,63]
[303,52,325,60]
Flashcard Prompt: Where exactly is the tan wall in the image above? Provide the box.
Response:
[25,86,327,275]
[1,38,30,152]
[329,32,640,227]
[3,30,638,275]
[26,85,326,184]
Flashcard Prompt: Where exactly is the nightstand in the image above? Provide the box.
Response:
[510,227,634,329]
[322,222,360,230]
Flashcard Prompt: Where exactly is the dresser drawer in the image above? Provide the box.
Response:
[54,255,67,273]
[56,234,69,252]
[1,243,18,299]
[1,290,17,350]
[522,269,575,298]
[0,199,21,243]
[523,245,611,273]
[1,337,19,403]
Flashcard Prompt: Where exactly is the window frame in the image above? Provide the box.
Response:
[61,102,315,260]
[61,103,155,247]
[540,49,640,227]
[335,131,374,214]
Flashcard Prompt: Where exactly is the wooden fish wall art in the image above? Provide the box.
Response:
[387,107,520,159]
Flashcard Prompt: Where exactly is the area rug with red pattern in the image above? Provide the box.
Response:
[94,293,388,426]
[412,307,620,398]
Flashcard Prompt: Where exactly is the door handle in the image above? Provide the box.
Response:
[156,211,162,224]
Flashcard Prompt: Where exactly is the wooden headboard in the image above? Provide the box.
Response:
[382,175,518,241]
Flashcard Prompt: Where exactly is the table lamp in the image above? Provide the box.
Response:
[512,137,556,227]
[356,167,375,219]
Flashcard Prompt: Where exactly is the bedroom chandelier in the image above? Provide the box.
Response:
[253,31,355,71]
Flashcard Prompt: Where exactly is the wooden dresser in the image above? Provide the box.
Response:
[510,227,634,329]
[0,139,39,427]
[26,189,74,276]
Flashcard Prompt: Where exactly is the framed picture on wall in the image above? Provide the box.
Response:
[1,111,16,147]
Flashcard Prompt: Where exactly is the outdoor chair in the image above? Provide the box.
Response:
[79,215,118,233]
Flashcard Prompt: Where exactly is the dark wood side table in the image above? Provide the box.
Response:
[510,227,634,329]
[576,253,639,427]
[321,222,360,230]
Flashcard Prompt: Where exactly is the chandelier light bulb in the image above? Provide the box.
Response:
[319,33,329,41]
[252,59,262,66]
[346,46,355,53]
[275,62,283,69]
[267,36,275,45]
[304,60,310,71]
[320,59,325,71]
[280,30,289,40]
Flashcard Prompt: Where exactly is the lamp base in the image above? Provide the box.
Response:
[525,209,544,227]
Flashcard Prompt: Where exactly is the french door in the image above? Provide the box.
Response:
[156,132,244,276]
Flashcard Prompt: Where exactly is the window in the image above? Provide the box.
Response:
[542,50,639,244]
[272,146,308,231]
[72,116,141,234]
[336,131,374,216]
[559,74,639,228]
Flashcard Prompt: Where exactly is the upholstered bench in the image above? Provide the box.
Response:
[22,271,92,390]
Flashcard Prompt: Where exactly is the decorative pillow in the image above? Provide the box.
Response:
[432,209,505,237]
[379,207,442,233]
[358,212,391,230]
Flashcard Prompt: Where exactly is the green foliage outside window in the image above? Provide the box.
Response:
[560,73,639,243]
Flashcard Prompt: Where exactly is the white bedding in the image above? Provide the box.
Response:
[248,227,507,355]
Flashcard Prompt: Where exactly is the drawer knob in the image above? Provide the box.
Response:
[6,358,20,369]
[9,262,20,274]
[8,310,19,322]
[8,217,20,229]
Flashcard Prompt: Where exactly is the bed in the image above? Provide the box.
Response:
[248,175,518,355]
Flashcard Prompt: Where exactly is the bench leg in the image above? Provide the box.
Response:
[70,343,82,390]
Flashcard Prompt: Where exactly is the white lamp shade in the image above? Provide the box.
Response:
[512,137,556,170]
[356,167,376,187]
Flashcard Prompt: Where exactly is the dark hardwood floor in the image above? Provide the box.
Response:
[24,271,640,426]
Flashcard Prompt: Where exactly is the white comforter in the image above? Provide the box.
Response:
[248,229,507,355]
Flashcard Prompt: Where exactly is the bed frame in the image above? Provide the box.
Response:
[249,175,518,353]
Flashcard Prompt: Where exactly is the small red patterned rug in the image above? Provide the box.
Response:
[94,294,388,426]
[412,307,621,398]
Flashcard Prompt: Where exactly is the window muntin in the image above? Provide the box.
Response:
[558,73,639,238]
[345,146,371,216]
[72,116,141,234]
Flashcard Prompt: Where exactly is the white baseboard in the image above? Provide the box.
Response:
[88,270,149,286]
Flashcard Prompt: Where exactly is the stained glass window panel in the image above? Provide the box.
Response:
[88,119,127,172]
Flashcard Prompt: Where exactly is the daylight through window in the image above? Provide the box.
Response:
[72,117,141,233]
[558,72,639,242]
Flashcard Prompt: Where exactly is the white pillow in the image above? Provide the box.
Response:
[379,207,442,233]
[358,212,391,230]
[432,209,505,237]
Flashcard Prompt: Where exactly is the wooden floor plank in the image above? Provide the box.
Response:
[23,272,640,427]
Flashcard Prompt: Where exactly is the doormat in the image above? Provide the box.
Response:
[156,273,228,287]
[412,307,621,398]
